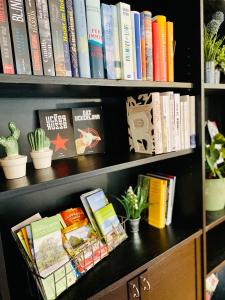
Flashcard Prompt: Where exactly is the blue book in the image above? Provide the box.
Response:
[133,12,142,80]
[101,4,116,79]
[86,0,104,79]
[73,0,91,78]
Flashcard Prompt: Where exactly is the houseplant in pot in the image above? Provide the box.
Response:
[0,122,27,179]
[205,132,225,211]
[28,128,53,169]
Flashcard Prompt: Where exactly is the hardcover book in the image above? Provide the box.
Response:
[8,0,31,74]
[38,109,76,159]
[36,0,55,76]
[86,0,104,79]
[131,12,137,79]
[111,5,121,79]
[132,11,142,80]
[0,0,15,74]
[25,0,43,75]
[142,11,153,81]
[72,107,105,155]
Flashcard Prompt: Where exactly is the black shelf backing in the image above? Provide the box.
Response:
[0,149,194,200]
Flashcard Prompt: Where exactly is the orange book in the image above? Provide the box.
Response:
[152,15,167,82]
[21,227,32,259]
[148,177,167,229]
[166,21,174,82]
[140,12,146,80]
[152,21,160,81]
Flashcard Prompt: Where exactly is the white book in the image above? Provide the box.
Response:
[151,92,163,154]
[116,2,134,80]
[180,95,190,149]
[180,100,185,150]
[111,5,122,79]
[160,94,171,152]
[165,175,176,226]
[189,96,196,148]
[131,11,137,79]
[174,93,181,151]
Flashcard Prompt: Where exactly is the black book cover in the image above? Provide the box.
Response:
[8,0,31,74]
[24,0,43,75]
[72,107,105,155]
[35,0,55,76]
[38,109,76,159]
[0,0,14,74]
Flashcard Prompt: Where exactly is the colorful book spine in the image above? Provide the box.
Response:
[65,0,79,77]
[0,0,14,74]
[8,0,31,75]
[86,0,104,79]
[153,15,167,82]
[140,13,146,80]
[25,0,43,75]
[133,11,142,80]
[111,5,121,79]
[73,0,91,78]
[59,0,72,76]
[190,96,196,148]
[166,21,174,82]
[36,0,55,76]
[101,4,116,79]
[131,12,137,79]
[152,21,160,81]
[117,2,134,80]
[143,11,153,81]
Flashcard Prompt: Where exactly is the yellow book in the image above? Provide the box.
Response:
[166,21,174,82]
[21,227,32,259]
[17,230,30,258]
[148,177,167,229]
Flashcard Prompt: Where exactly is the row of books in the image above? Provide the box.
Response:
[11,188,127,300]
[0,1,174,82]
[127,92,196,155]
[139,173,176,229]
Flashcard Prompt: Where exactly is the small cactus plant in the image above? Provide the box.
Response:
[27,128,50,151]
[0,122,20,157]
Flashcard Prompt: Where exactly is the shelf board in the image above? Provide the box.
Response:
[204,83,225,90]
[0,149,193,200]
[57,223,201,300]
[0,74,193,88]
[206,209,225,232]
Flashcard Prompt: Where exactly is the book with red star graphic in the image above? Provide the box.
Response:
[72,107,105,155]
[38,109,76,159]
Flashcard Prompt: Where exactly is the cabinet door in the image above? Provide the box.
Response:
[139,240,197,300]
[128,277,141,300]
[89,284,128,300]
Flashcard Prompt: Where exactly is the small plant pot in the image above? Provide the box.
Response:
[0,155,27,179]
[205,178,225,211]
[30,149,53,170]
[205,61,215,83]
[129,218,140,233]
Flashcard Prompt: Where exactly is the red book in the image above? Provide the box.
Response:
[152,21,160,81]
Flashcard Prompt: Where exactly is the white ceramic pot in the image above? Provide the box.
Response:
[205,178,225,211]
[0,155,27,179]
[30,149,53,169]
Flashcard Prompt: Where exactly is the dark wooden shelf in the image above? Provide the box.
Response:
[0,74,193,88]
[206,209,225,232]
[0,149,193,201]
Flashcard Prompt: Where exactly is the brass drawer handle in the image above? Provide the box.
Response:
[140,276,151,291]
[131,283,140,298]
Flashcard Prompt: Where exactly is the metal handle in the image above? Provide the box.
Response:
[140,276,151,291]
[131,283,140,298]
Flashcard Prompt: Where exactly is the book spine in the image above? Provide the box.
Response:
[131,12,137,79]
[133,11,142,80]
[36,0,55,76]
[153,15,167,81]
[165,178,175,226]
[190,96,196,148]
[152,21,160,81]
[25,0,43,75]
[166,21,174,82]
[0,0,14,74]
[8,0,31,74]
[151,92,163,154]
[59,0,72,76]
[143,11,153,81]
[180,99,185,150]
[182,95,190,149]
[86,0,104,79]
[174,93,181,150]
[101,4,116,79]
[140,12,146,80]
[65,0,79,77]
[111,5,121,79]
[73,0,90,78]
[160,95,170,152]
[168,92,175,151]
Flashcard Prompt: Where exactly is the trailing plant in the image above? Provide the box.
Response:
[27,128,50,151]
[0,122,20,157]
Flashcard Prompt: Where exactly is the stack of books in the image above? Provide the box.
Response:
[0,0,174,81]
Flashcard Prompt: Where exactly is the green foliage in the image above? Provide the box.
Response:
[216,45,225,69]
[28,128,50,151]
[204,26,225,62]
[0,122,20,157]
[205,133,225,179]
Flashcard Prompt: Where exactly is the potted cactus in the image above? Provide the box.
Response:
[27,128,53,169]
[0,122,27,179]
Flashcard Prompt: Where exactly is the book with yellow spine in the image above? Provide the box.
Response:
[166,21,174,82]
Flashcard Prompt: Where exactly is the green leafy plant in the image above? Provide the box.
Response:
[0,122,20,157]
[205,133,225,179]
[27,128,50,151]
[216,45,225,70]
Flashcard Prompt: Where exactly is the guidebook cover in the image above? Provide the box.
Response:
[72,107,105,155]
[38,109,76,159]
